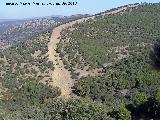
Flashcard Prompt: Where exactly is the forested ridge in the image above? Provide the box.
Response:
[57,3,160,119]
[1,2,160,120]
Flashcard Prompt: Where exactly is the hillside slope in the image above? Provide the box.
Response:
[56,3,160,119]
[0,20,113,120]
[0,12,113,120]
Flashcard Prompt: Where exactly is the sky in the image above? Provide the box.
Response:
[0,0,160,19]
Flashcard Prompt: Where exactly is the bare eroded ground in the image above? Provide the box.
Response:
[48,17,95,97]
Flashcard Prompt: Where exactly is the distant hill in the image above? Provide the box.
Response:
[51,14,90,22]
[0,19,31,25]
[0,14,90,23]
[0,18,57,50]
[0,14,89,50]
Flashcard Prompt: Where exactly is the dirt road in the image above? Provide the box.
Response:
[48,17,94,97]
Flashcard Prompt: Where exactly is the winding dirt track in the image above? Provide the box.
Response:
[48,17,94,97]
[47,5,138,98]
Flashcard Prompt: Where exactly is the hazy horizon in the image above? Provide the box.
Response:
[0,14,90,21]
[1,0,160,19]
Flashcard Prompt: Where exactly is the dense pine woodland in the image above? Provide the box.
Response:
[1,3,160,120]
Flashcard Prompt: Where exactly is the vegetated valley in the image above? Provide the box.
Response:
[1,2,160,120]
